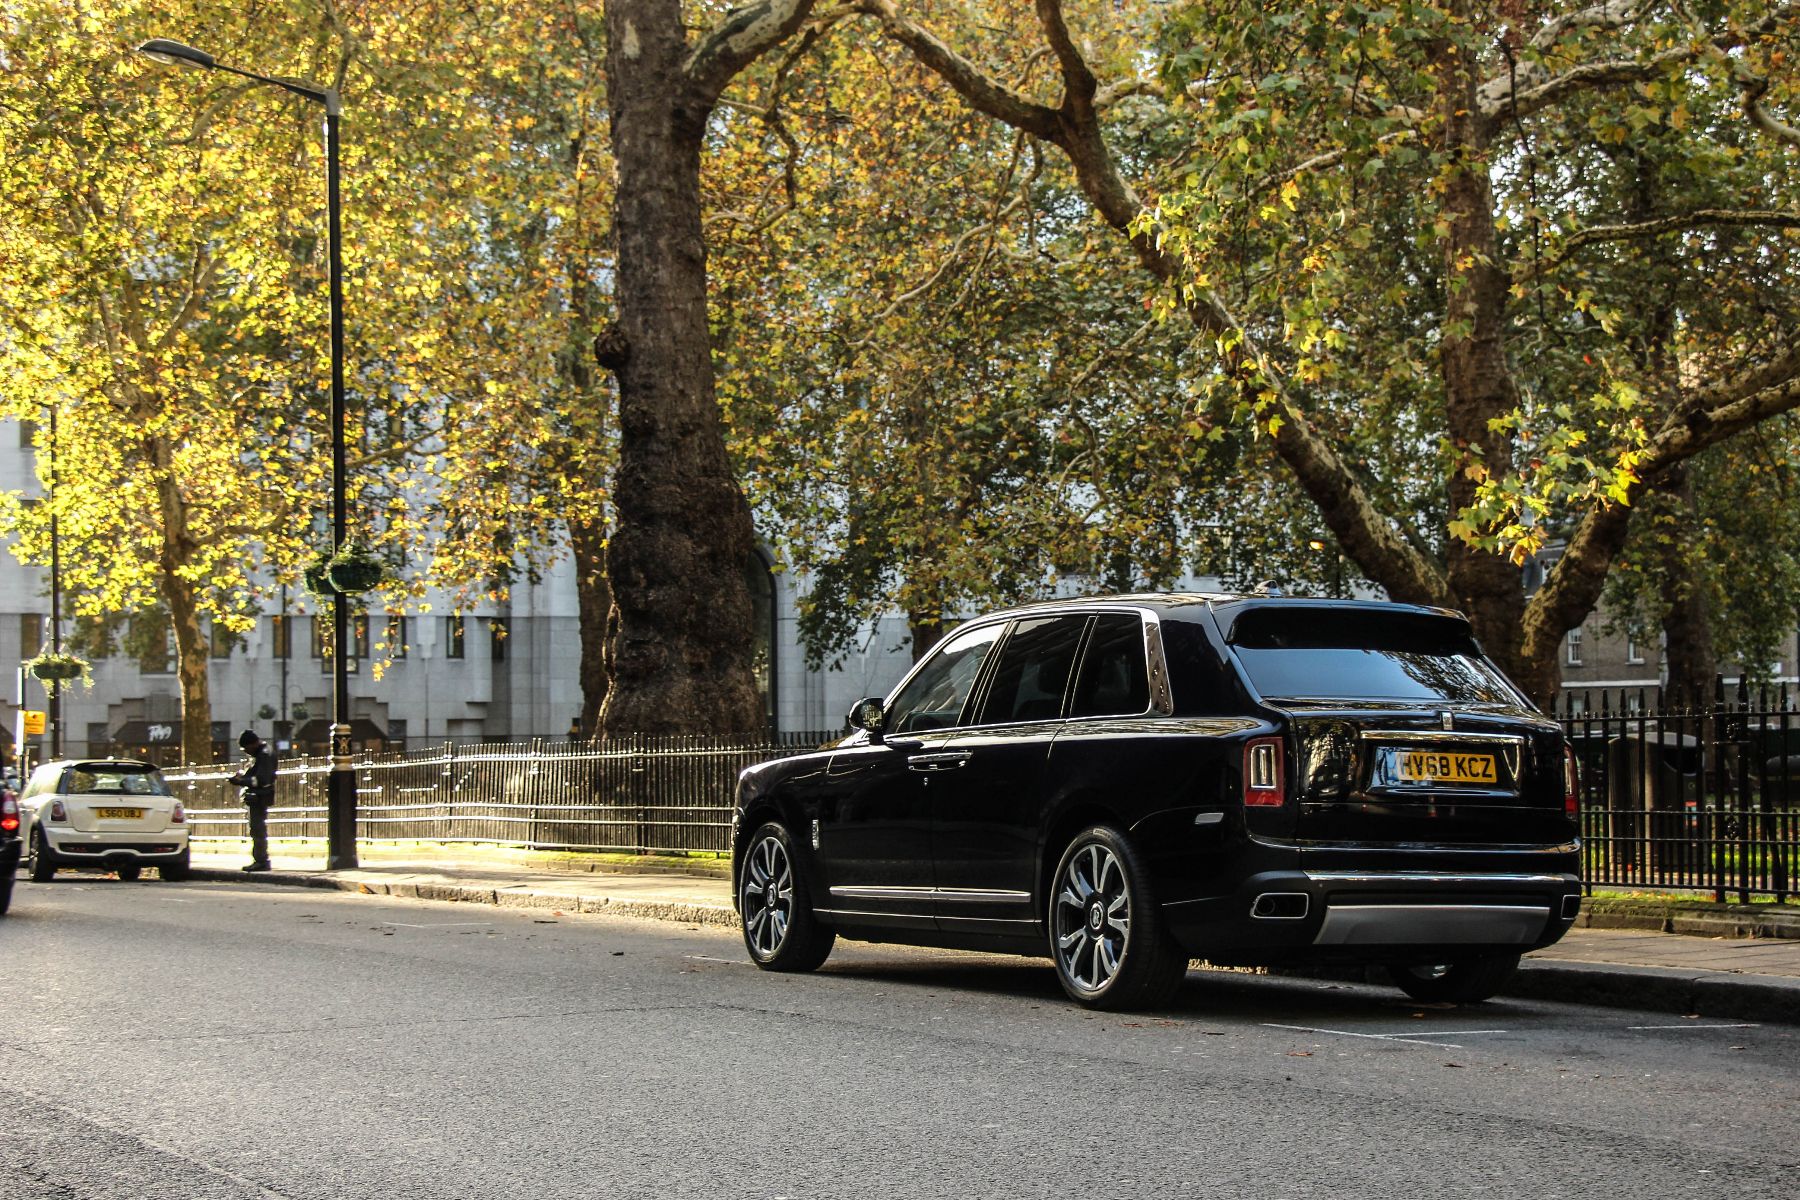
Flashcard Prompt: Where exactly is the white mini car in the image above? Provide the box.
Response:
[20,759,190,882]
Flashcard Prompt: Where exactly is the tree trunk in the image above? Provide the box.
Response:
[1654,469,1716,710]
[908,610,944,664]
[1432,15,1530,688]
[147,433,212,763]
[570,516,611,736]
[597,0,763,736]
[161,565,211,765]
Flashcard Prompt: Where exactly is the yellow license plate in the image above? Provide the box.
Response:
[1397,752,1497,785]
[94,807,145,820]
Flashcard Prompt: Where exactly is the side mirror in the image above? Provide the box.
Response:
[847,696,887,738]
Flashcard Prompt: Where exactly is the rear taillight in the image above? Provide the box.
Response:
[49,800,68,822]
[1563,745,1580,817]
[171,802,186,825]
[1244,737,1286,807]
[1,795,17,834]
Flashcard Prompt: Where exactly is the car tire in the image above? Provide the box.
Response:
[28,829,56,882]
[116,864,142,882]
[738,821,835,972]
[0,873,13,916]
[160,850,191,882]
[1388,953,1522,1004]
[1049,825,1189,1011]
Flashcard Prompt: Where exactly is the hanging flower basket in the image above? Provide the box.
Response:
[326,541,387,595]
[27,651,89,686]
[290,702,311,722]
[302,557,336,597]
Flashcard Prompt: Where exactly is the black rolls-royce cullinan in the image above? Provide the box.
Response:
[731,594,1581,1010]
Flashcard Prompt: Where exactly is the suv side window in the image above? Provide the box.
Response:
[975,615,1088,725]
[1069,613,1151,719]
[885,623,1005,735]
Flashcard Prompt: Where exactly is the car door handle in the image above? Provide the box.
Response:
[908,751,972,772]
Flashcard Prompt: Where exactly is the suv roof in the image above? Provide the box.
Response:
[967,592,1468,628]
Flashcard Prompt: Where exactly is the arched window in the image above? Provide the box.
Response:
[744,549,777,726]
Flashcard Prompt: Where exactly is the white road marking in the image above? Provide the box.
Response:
[378,920,495,929]
[685,954,749,966]
[1627,1023,1760,1031]
[1262,1022,1508,1050]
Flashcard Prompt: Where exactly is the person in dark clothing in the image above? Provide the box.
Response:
[228,729,277,871]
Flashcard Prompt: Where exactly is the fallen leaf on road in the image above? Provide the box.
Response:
[1286,1051,1313,1057]
[1444,1063,1464,1069]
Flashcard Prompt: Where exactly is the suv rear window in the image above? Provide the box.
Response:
[1226,608,1519,705]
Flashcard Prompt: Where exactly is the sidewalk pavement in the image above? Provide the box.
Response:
[189,851,1800,1025]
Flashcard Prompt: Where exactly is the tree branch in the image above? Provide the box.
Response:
[684,0,820,108]
[1743,76,1800,150]
[850,0,1061,141]
[1479,4,1798,128]
[1523,336,1800,666]
[1512,208,1800,285]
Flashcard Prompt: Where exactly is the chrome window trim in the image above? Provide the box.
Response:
[876,617,1014,736]
[929,605,1176,731]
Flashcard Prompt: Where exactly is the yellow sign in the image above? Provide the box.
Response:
[21,710,45,736]
[1398,751,1496,785]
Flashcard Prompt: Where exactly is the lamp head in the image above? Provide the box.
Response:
[137,39,215,69]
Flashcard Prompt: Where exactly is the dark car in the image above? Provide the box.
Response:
[730,594,1581,1010]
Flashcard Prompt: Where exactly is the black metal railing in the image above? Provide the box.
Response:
[171,688,1799,902]
[1562,680,1798,902]
[169,732,837,857]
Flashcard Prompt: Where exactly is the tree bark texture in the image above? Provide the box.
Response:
[148,434,212,763]
[1652,469,1716,710]
[570,516,611,735]
[599,0,764,736]
[1430,17,1531,687]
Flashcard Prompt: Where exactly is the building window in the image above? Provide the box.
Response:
[1566,627,1584,666]
[86,722,110,755]
[745,551,777,724]
[133,616,174,674]
[1625,626,1645,666]
[444,615,465,659]
[19,613,42,661]
[1566,694,1589,716]
[18,418,37,448]
[271,615,291,660]
[383,615,408,659]
[209,620,237,659]
[312,615,368,672]
[489,618,509,662]
[387,718,407,750]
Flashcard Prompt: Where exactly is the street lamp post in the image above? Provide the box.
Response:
[137,39,358,869]
[48,404,61,760]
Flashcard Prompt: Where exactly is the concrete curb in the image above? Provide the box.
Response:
[1578,900,1800,941]
[191,867,741,929]
[194,867,1799,1024]
[1505,959,1800,1024]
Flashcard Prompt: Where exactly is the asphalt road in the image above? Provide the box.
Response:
[2,875,1795,1200]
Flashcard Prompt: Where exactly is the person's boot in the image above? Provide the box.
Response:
[242,862,271,872]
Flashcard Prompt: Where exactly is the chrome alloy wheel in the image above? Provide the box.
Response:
[740,833,795,960]
[1054,842,1131,994]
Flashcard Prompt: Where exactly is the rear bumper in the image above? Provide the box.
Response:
[0,837,19,873]
[42,828,189,862]
[1164,866,1582,966]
